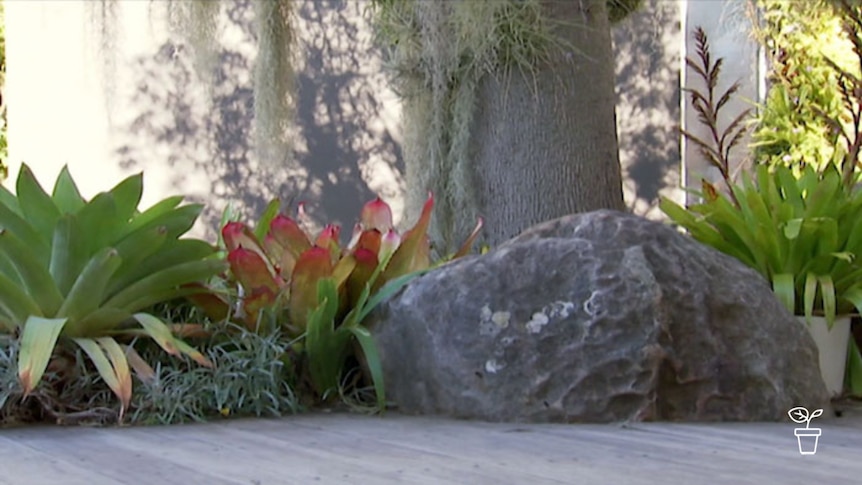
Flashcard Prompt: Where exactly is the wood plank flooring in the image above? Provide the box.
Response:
[1,412,860,484]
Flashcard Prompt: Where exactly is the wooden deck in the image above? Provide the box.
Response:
[2,411,861,484]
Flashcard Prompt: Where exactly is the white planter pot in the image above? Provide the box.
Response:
[797,316,852,397]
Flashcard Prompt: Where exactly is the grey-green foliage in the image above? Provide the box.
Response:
[0,335,19,420]
[129,323,302,425]
[1,300,302,426]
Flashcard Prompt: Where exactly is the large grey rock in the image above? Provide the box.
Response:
[370,210,830,422]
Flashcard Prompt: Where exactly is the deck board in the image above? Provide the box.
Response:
[1,413,860,484]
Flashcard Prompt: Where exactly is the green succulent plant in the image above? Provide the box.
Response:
[662,163,862,325]
[0,164,226,420]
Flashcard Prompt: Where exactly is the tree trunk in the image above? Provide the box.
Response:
[467,0,624,247]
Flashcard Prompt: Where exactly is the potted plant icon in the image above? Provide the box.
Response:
[788,407,824,455]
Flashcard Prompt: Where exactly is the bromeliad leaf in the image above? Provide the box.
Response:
[123,344,156,384]
[0,183,21,215]
[51,166,86,214]
[73,337,133,420]
[108,225,170,290]
[16,164,61,247]
[74,192,118,258]
[49,214,89,296]
[349,325,386,410]
[0,229,64,316]
[289,247,334,333]
[105,259,226,312]
[0,196,48,261]
[305,278,350,396]
[129,204,203,242]
[123,195,184,235]
[254,198,281,242]
[0,270,43,328]
[57,248,122,328]
[134,312,213,367]
[17,316,69,396]
[108,239,216,294]
[355,267,432,325]
[772,273,795,315]
[107,172,144,225]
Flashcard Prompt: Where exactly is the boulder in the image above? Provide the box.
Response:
[370,210,830,422]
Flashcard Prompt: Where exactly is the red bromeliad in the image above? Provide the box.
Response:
[191,193,483,335]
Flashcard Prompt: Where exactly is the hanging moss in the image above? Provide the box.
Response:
[371,0,582,250]
[252,0,295,166]
[90,0,296,167]
[165,0,222,82]
[86,0,121,123]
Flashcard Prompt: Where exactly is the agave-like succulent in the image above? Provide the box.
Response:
[0,164,226,420]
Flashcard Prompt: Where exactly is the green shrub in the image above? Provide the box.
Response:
[752,0,862,185]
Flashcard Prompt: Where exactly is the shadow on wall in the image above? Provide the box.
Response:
[114,0,404,241]
[613,0,682,217]
[112,0,678,237]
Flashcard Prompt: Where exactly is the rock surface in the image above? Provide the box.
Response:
[370,210,830,422]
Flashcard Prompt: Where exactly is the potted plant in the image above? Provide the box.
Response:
[662,26,862,397]
[662,163,862,396]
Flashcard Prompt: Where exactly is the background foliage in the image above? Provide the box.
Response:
[752,0,861,180]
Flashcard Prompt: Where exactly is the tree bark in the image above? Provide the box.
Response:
[467,0,625,247]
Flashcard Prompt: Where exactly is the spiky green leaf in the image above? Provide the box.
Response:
[108,239,216,295]
[15,164,61,246]
[0,229,64,316]
[305,278,351,396]
[254,199,281,242]
[49,213,89,296]
[107,172,144,226]
[74,192,118,257]
[0,270,43,330]
[124,195,184,234]
[56,248,122,327]
[73,337,132,416]
[349,325,386,411]
[772,273,795,315]
[51,166,86,214]
[0,199,50,263]
[133,312,212,367]
[105,259,226,312]
[18,316,68,395]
